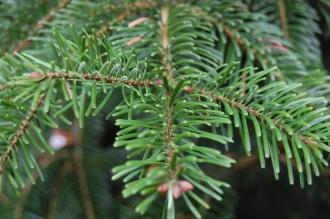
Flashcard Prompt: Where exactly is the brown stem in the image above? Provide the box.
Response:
[234,154,259,171]
[72,121,97,219]
[0,71,158,93]
[160,5,174,81]
[39,72,155,87]
[46,161,74,219]
[278,0,289,38]
[0,84,15,91]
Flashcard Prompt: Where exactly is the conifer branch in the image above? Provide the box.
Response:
[37,72,156,87]
[102,0,155,11]
[157,6,181,216]
[221,25,281,77]
[96,1,157,37]
[96,13,130,37]
[0,83,15,91]
[0,72,156,94]
[248,0,320,64]
[191,7,284,78]
[1,1,330,217]
[194,88,320,147]
[0,94,46,172]
[12,0,71,54]
[159,4,180,179]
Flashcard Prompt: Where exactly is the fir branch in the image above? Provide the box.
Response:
[218,21,284,89]
[0,94,46,172]
[12,0,71,54]
[247,0,321,64]
[1,2,330,217]
[221,25,284,78]
[96,1,157,37]
[160,3,175,163]
[35,72,156,87]
[113,5,235,217]
[96,13,130,37]
[159,4,180,181]
[103,0,156,11]
[191,7,284,79]
[0,83,15,91]
[195,88,320,147]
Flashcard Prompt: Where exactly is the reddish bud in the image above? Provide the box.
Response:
[155,79,163,85]
[178,180,194,192]
[172,184,182,199]
[157,183,169,194]
[184,86,194,94]
[126,35,144,47]
[128,17,149,28]
[268,44,289,52]
[157,180,194,199]
[261,38,289,53]
[29,72,42,79]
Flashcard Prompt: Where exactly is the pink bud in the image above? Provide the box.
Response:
[178,180,194,192]
[184,86,193,94]
[128,17,149,28]
[157,183,169,194]
[260,38,289,52]
[126,35,144,47]
[268,44,289,52]
[29,72,42,79]
[155,79,163,85]
[172,184,182,199]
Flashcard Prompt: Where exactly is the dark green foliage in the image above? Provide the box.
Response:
[0,0,59,54]
[0,0,330,218]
